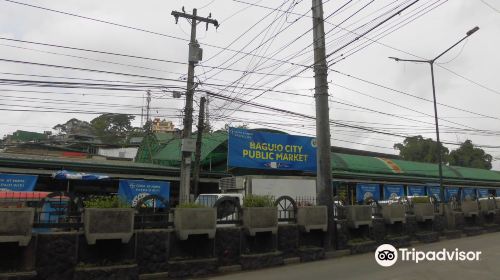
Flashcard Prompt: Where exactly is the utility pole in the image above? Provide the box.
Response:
[311,0,333,249]
[145,90,151,132]
[192,96,206,198]
[171,8,218,203]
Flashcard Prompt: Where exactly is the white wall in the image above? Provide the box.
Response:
[97,147,138,159]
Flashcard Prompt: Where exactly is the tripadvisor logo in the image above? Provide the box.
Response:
[375,244,482,267]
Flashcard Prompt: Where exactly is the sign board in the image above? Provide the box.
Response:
[383,185,404,200]
[462,187,477,201]
[0,173,38,191]
[228,127,317,171]
[427,186,442,201]
[445,187,459,202]
[477,188,490,198]
[408,185,426,196]
[356,183,380,204]
[118,179,170,207]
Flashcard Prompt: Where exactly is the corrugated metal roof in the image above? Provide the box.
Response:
[135,131,500,183]
[152,132,228,165]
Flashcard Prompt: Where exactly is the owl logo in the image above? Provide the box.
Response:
[131,192,152,207]
[363,192,374,200]
[311,138,317,148]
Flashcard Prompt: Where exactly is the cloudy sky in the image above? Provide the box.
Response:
[1,0,499,169]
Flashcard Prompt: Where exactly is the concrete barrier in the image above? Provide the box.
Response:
[461,201,479,218]
[413,203,434,222]
[380,204,406,224]
[242,207,278,236]
[83,208,135,245]
[296,206,327,232]
[345,205,372,229]
[479,198,496,215]
[0,208,34,246]
[174,208,216,240]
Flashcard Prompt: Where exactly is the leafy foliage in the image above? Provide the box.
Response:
[84,196,129,208]
[90,113,135,144]
[394,135,449,164]
[243,195,275,207]
[412,196,431,204]
[448,140,492,170]
[53,118,92,135]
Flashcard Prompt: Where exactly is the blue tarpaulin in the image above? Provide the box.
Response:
[383,185,404,199]
[356,183,380,203]
[0,173,38,191]
[408,185,426,196]
[118,179,170,207]
[228,127,317,171]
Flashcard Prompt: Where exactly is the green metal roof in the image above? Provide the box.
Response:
[10,130,47,142]
[331,153,393,174]
[136,131,227,167]
[135,131,500,184]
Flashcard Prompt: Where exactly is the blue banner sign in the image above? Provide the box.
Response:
[383,185,404,200]
[462,187,477,201]
[477,188,490,198]
[408,185,426,196]
[118,180,170,207]
[228,127,317,171]
[427,186,442,201]
[356,183,380,203]
[0,173,38,191]
[445,187,459,202]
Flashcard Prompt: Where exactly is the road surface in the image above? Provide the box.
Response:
[207,232,500,280]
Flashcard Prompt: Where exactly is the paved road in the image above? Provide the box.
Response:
[206,232,500,280]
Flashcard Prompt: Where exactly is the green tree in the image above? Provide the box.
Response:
[90,114,135,144]
[394,135,449,164]
[448,140,492,170]
[53,118,92,135]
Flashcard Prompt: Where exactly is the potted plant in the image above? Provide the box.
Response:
[296,202,328,232]
[241,195,277,236]
[174,202,216,240]
[0,205,34,246]
[83,196,134,245]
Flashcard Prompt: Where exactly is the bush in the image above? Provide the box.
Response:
[243,195,275,207]
[176,202,207,208]
[84,196,129,208]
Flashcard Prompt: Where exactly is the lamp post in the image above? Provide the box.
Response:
[389,26,479,205]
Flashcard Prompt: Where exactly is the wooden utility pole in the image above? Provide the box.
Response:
[192,96,206,198]
[311,0,333,248]
[171,8,218,203]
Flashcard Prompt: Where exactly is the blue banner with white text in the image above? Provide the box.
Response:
[356,183,380,204]
[0,173,38,191]
[118,180,170,207]
[445,187,459,202]
[462,187,477,201]
[477,188,490,198]
[427,186,442,201]
[383,185,404,200]
[408,185,426,196]
[228,127,317,171]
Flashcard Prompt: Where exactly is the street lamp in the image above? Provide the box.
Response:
[389,26,479,205]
